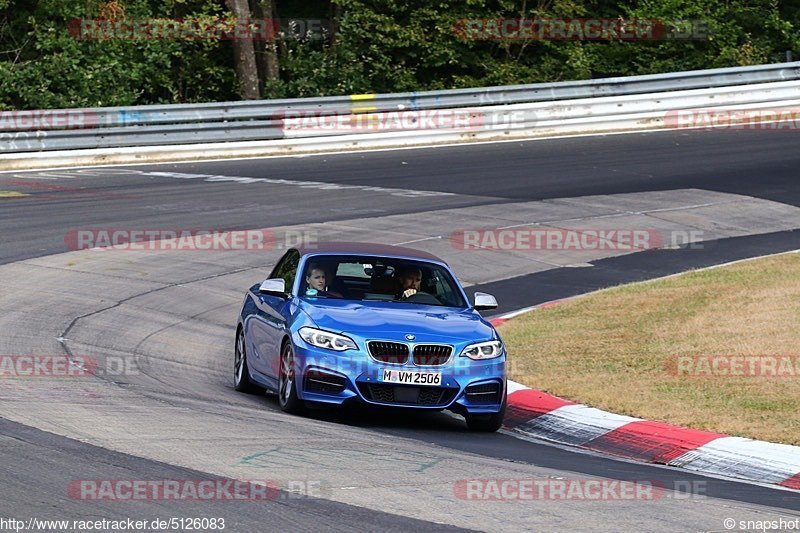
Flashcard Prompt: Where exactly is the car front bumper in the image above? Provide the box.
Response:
[292,342,506,414]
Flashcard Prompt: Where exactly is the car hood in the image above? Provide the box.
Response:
[297,298,496,343]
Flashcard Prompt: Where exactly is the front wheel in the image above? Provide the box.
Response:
[234,328,264,394]
[465,396,506,432]
[278,343,305,414]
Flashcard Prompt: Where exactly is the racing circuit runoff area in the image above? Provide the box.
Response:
[1,126,800,531]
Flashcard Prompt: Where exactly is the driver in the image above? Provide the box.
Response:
[395,267,423,299]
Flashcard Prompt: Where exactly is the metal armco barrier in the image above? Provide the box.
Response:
[1,61,799,154]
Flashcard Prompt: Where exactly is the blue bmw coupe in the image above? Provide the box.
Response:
[234,242,507,431]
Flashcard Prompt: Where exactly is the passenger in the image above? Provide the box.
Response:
[396,267,423,299]
[305,264,342,298]
[305,265,327,292]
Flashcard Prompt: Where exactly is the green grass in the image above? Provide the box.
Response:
[501,252,800,445]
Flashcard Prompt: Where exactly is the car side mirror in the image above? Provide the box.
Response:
[259,278,287,297]
[474,292,498,311]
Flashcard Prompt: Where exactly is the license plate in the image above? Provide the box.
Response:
[381,369,441,386]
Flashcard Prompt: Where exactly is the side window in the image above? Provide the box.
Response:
[269,250,300,293]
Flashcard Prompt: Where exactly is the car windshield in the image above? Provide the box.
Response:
[299,255,467,308]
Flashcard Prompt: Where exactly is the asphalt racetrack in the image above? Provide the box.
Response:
[0,127,799,531]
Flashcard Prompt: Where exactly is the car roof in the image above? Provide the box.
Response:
[296,242,445,263]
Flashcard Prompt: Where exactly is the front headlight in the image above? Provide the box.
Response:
[299,327,357,352]
[460,340,504,360]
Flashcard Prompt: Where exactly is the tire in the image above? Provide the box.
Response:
[278,342,305,414]
[465,395,506,432]
[234,327,264,394]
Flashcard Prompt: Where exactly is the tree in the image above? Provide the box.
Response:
[226,0,260,98]
[257,0,279,82]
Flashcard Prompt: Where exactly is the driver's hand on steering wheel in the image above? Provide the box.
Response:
[402,288,417,299]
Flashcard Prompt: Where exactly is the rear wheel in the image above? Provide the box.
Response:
[234,328,264,394]
[278,342,305,414]
[465,396,506,432]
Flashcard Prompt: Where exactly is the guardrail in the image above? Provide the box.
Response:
[1,61,799,155]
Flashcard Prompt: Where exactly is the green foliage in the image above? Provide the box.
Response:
[0,0,236,109]
[271,0,798,97]
[612,0,800,74]
[0,0,797,108]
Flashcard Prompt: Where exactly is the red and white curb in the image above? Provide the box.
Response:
[491,289,800,490]
[500,382,800,490]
